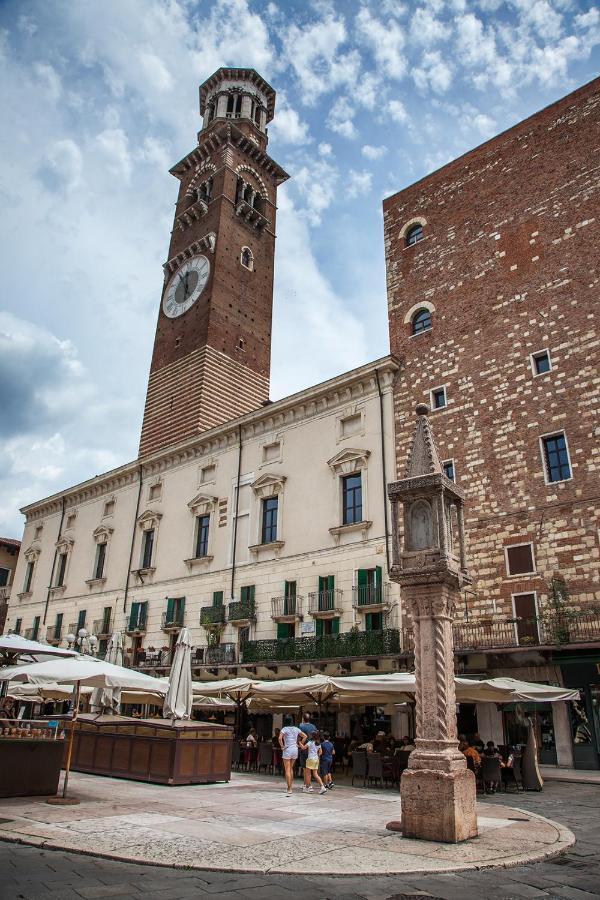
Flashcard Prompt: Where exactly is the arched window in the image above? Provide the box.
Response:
[406,223,424,246]
[412,308,432,334]
[241,247,254,270]
[226,94,234,116]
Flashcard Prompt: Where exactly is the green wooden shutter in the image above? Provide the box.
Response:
[316,619,324,637]
[357,569,367,606]
[328,575,335,591]
[130,601,140,629]
[213,591,224,606]
[318,576,327,593]
[249,585,255,603]
[177,597,185,618]
[77,609,86,630]
[285,580,296,598]
[375,565,383,603]
[365,613,373,632]
[277,622,293,640]
[166,597,175,622]
[331,617,340,635]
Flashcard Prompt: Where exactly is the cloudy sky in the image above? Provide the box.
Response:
[0,0,598,538]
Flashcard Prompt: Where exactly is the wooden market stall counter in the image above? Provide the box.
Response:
[66,715,233,785]
[0,725,64,798]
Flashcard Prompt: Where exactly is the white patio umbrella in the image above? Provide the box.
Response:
[0,633,77,662]
[163,628,192,720]
[90,632,124,713]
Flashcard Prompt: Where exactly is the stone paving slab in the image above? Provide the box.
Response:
[0,771,574,876]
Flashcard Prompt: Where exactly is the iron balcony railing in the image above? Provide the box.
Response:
[93,615,112,637]
[271,595,304,619]
[161,610,185,630]
[137,648,171,669]
[352,583,390,608]
[205,643,237,665]
[0,586,11,602]
[200,605,226,626]
[24,627,38,640]
[242,628,401,664]
[68,622,87,636]
[228,599,255,623]
[451,610,600,651]
[308,589,344,615]
[46,625,62,643]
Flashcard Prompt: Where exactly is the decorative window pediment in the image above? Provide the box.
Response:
[92,525,114,544]
[24,546,41,563]
[251,473,286,499]
[327,448,370,476]
[187,493,218,516]
[55,536,74,554]
[137,509,162,531]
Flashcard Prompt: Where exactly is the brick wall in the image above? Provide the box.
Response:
[385,78,600,619]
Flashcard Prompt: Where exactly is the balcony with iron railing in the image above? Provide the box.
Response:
[68,621,87,637]
[204,642,237,665]
[24,627,39,640]
[271,595,304,621]
[93,614,112,638]
[161,610,185,632]
[451,610,600,652]
[200,605,226,626]
[242,628,402,664]
[136,647,171,669]
[308,589,344,618]
[228,599,256,625]
[0,586,11,602]
[45,625,62,644]
[352,583,390,611]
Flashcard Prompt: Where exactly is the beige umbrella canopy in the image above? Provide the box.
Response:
[163,628,193,720]
[0,633,77,662]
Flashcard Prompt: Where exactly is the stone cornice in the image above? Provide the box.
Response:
[170,123,289,185]
[21,355,399,522]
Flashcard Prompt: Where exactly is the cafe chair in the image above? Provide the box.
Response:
[481,756,502,793]
[351,750,367,787]
[366,752,384,788]
[502,754,524,792]
[231,740,241,771]
[257,741,273,774]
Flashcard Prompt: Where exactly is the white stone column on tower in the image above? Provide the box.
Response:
[386,403,478,843]
[216,93,228,118]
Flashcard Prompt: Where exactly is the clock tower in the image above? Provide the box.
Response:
[139,68,289,457]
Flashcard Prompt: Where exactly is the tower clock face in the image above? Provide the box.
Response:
[162,255,210,319]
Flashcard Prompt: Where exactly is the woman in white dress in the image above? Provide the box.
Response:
[278,714,307,795]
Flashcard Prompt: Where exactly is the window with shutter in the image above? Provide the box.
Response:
[506,544,535,576]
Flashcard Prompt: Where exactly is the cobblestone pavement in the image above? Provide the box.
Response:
[1,781,599,900]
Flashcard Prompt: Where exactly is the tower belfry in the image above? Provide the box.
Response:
[139,68,289,457]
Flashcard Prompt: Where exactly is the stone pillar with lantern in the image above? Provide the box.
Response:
[387,404,477,843]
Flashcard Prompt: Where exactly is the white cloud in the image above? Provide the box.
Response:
[138,50,174,93]
[36,139,83,193]
[387,98,409,123]
[409,8,450,46]
[291,158,339,226]
[326,95,357,138]
[412,50,453,93]
[346,169,373,199]
[362,144,388,160]
[319,142,333,157]
[355,7,406,79]
[281,12,360,102]
[269,102,311,145]
[33,61,61,100]
[95,128,132,181]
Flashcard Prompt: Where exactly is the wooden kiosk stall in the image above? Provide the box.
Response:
[68,715,233,785]
[0,723,65,798]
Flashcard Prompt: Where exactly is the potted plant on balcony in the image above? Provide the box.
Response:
[542,574,575,644]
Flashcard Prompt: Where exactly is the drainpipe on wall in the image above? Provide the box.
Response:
[43,496,66,625]
[123,465,143,615]
[375,368,391,576]
[230,424,243,602]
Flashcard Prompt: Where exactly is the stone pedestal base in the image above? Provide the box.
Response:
[388,767,478,843]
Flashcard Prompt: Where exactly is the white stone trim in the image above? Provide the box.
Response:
[399,216,427,241]
[404,300,435,325]
[504,542,537,578]
[530,348,553,377]
[539,430,573,485]
[510,590,540,644]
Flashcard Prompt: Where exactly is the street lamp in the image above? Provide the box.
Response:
[66,629,98,655]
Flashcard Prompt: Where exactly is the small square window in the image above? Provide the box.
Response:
[431,386,447,410]
[199,464,216,484]
[262,441,281,463]
[505,543,535,576]
[442,460,455,481]
[66,514,76,530]
[531,350,552,376]
[148,483,162,501]
[103,500,115,518]
[541,432,571,483]
[34,525,43,540]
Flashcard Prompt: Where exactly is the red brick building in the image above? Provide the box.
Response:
[384,77,600,768]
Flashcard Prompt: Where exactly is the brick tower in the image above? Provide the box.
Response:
[139,68,289,457]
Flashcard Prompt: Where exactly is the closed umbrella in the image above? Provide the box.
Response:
[90,632,124,713]
[163,628,192,720]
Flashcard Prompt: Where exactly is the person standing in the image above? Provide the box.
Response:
[303,731,327,795]
[320,731,335,789]
[298,711,317,778]
[278,714,306,795]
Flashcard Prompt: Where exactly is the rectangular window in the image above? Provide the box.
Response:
[213,590,224,606]
[531,350,552,376]
[284,580,297,616]
[141,529,154,569]
[240,585,255,605]
[103,499,115,517]
[342,473,362,525]
[261,496,278,543]
[101,606,112,633]
[277,622,295,640]
[542,433,571,483]
[318,575,335,611]
[165,596,185,626]
[316,617,339,637]
[94,543,107,580]
[195,514,210,557]
[148,483,161,501]
[505,543,536,576]
[357,567,382,605]
[77,609,87,631]
[32,616,40,640]
[431,386,447,410]
[365,611,383,632]
[442,459,455,481]
[54,613,63,640]
[14,618,22,635]
[0,568,9,587]
[56,553,67,587]
[23,561,34,593]
[129,601,147,631]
